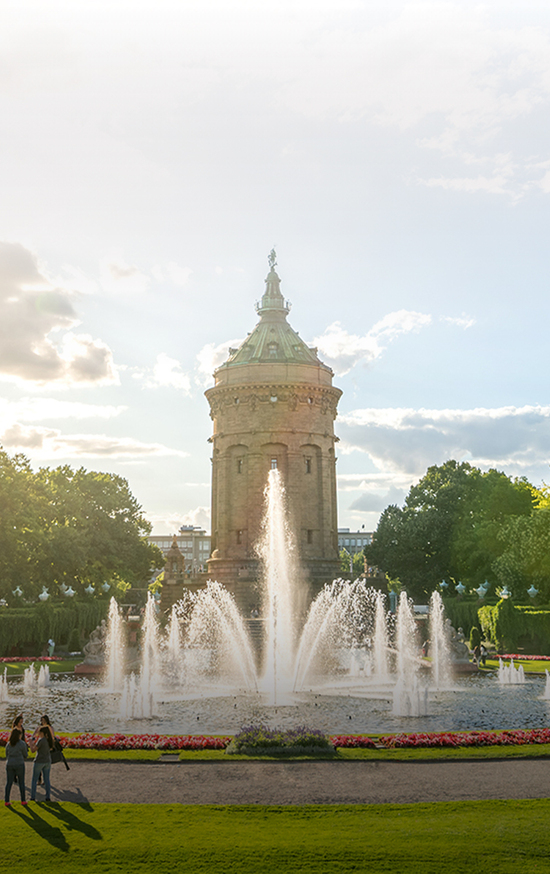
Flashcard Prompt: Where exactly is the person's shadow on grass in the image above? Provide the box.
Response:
[50,784,93,809]
[7,805,70,853]
[41,801,102,841]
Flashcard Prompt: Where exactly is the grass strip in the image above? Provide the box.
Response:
[4,743,550,763]
[484,658,550,673]
[1,659,81,675]
[2,799,550,873]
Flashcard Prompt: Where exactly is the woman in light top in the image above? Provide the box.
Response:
[4,728,28,806]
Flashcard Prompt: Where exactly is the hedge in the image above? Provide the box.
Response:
[441,598,490,638]
[478,598,550,654]
[0,600,109,656]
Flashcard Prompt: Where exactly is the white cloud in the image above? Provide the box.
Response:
[151,262,193,287]
[0,241,117,387]
[338,404,550,477]
[313,310,432,375]
[0,424,188,460]
[440,315,476,329]
[0,397,125,427]
[196,338,243,386]
[137,353,191,392]
[148,506,211,535]
[101,259,150,296]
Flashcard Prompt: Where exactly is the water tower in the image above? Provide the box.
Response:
[205,251,342,611]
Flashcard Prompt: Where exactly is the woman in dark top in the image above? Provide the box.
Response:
[11,714,26,742]
[32,715,55,785]
[30,725,53,802]
[4,728,28,805]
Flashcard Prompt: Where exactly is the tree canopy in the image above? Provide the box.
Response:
[0,448,164,600]
[365,460,539,601]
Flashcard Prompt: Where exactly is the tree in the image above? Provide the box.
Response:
[339,549,364,578]
[493,499,550,600]
[366,460,535,601]
[0,449,164,599]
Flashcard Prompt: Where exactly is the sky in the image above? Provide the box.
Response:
[1,0,549,535]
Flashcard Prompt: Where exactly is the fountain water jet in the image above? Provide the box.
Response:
[23,664,37,691]
[256,469,297,704]
[0,667,8,702]
[184,582,258,692]
[392,592,427,716]
[104,597,125,692]
[498,659,525,685]
[37,664,50,688]
[429,591,452,690]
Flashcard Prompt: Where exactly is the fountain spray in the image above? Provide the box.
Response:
[257,469,297,704]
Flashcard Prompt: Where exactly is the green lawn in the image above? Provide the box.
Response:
[0,658,81,676]
[1,800,550,873]
[483,658,550,673]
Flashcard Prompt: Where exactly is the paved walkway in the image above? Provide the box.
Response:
[19,759,550,805]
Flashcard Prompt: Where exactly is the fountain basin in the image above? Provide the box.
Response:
[2,672,550,737]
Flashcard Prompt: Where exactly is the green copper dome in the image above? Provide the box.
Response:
[217,258,325,371]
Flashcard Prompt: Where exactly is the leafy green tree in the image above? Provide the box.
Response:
[339,550,365,578]
[366,460,535,601]
[493,498,550,600]
[0,449,163,600]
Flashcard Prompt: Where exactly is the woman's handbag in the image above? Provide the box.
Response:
[51,738,70,770]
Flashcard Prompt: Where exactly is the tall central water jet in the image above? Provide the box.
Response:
[257,469,297,704]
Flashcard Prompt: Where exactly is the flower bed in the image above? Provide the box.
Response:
[499,654,550,661]
[0,657,55,664]
[330,735,377,749]
[377,728,550,748]
[0,732,230,750]
[2,728,550,752]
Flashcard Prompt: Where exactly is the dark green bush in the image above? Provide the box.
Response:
[442,599,488,638]
[478,599,550,654]
[0,600,109,656]
[469,626,481,649]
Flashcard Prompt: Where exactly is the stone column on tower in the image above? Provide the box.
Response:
[205,254,342,611]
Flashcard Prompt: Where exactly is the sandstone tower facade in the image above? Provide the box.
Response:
[205,254,342,608]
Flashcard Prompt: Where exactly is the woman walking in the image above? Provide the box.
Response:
[30,725,53,802]
[4,728,28,806]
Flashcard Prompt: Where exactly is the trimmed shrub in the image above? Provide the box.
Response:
[478,599,550,654]
[442,599,488,638]
[0,601,109,656]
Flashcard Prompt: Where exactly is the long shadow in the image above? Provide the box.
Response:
[7,806,70,853]
[50,784,93,810]
[40,802,102,841]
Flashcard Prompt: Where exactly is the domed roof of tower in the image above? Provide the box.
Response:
[216,254,330,372]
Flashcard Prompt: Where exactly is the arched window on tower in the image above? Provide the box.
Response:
[267,342,278,358]
[271,458,278,469]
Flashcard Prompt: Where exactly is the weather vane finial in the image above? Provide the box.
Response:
[268,248,277,270]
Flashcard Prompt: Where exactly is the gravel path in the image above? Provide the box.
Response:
[21,759,550,806]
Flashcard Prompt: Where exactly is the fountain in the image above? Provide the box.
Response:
[0,667,8,702]
[105,471,450,719]
[104,597,125,693]
[544,670,550,700]
[6,468,547,735]
[256,470,297,704]
[23,663,37,691]
[429,591,452,690]
[37,664,50,688]
[498,659,525,685]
